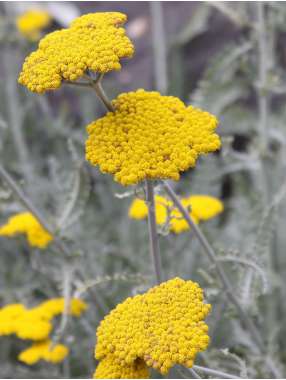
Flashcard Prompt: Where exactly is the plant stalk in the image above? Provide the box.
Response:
[193,364,242,379]
[162,180,281,378]
[0,164,70,256]
[145,180,162,284]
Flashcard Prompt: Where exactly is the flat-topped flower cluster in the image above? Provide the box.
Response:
[94,278,211,378]
[0,298,87,365]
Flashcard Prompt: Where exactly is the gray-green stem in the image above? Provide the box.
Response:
[0,164,69,256]
[193,365,242,379]
[162,180,281,378]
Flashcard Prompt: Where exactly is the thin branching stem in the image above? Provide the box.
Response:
[64,81,91,87]
[162,180,281,378]
[52,264,73,347]
[87,73,115,112]
[0,164,70,256]
[145,180,163,284]
[193,364,242,379]
[188,367,202,379]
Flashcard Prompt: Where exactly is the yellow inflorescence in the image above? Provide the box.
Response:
[18,12,134,93]
[0,212,53,249]
[95,277,211,378]
[94,356,150,379]
[86,90,220,186]
[129,194,224,234]
[0,298,87,341]
[18,340,69,365]
[16,9,51,41]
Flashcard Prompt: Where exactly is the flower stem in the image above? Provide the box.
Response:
[193,365,242,379]
[52,263,73,347]
[89,74,115,112]
[145,180,163,284]
[0,164,70,256]
[162,180,281,378]
[188,367,202,379]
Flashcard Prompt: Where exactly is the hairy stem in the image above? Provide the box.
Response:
[3,46,32,182]
[150,1,168,94]
[162,180,281,378]
[89,74,115,112]
[188,367,202,379]
[52,264,73,346]
[256,1,281,346]
[193,365,242,379]
[0,164,69,256]
[145,180,163,284]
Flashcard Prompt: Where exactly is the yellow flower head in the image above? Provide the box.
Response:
[32,297,88,320]
[94,355,150,379]
[0,212,53,249]
[18,12,134,93]
[95,277,211,377]
[18,340,69,365]
[16,9,51,41]
[86,90,220,186]
[0,304,26,336]
[0,298,87,341]
[128,196,171,225]
[129,194,223,234]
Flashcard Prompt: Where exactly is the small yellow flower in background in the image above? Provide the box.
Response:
[94,277,210,378]
[129,194,224,234]
[0,298,87,341]
[0,298,87,365]
[16,9,52,41]
[94,355,149,379]
[129,196,170,224]
[86,89,220,186]
[18,340,69,365]
[0,212,53,249]
[18,12,134,93]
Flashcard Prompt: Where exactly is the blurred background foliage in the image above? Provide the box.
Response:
[0,1,286,378]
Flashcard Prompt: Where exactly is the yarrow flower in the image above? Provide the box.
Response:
[94,277,211,378]
[129,194,224,234]
[86,90,220,186]
[18,12,134,93]
[0,298,87,365]
[16,9,52,41]
[18,340,69,365]
[0,212,53,249]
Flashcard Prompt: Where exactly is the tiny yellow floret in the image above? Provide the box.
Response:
[0,212,53,249]
[16,9,51,41]
[18,340,69,365]
[86,90,220,186]
[129,194,223,233]
[94,277,211,377]
[18,12,134,93]
[94,356,150,379]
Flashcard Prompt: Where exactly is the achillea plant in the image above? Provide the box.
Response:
[129,194,224,233]
[0,212,53,249]
[18,340,69,365]
[85,90,220,186]
[16,9,52,41]
[5,5,280,379]
[18,12,134,93]
[0,298,87,365]
[94,278,210,378]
